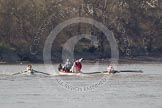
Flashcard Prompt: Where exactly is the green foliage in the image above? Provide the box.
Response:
[0,41,10,50]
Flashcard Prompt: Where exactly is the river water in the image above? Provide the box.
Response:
[0,63,162,108]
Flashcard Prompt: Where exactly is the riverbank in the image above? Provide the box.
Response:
[1,45,162,64]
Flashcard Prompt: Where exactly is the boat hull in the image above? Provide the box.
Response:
[58,72,81,75]
[58,71,110,76]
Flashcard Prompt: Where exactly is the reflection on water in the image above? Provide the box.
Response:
[0,64,162,108]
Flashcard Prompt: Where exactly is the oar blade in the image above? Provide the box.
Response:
[12,72,22,75]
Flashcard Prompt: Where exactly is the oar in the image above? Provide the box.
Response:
[117,70,143,73]
[12,71,23,75]
[34,71,50,75]
[12,70,50,76]
[83,72,101,74]
[82,71,109,74]
[85,70,143,74]
[0,73,12,76]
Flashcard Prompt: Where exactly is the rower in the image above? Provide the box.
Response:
[107,65,114,73]
[22,65,50,75]
[12,65,50,76]
[22,64,35,75]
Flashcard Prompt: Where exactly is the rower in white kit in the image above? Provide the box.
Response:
[107,65,114,73]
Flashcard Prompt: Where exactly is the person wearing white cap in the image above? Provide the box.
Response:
[63,59,72,72]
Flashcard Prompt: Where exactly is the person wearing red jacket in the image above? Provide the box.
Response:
[70,58,83,73]
[75,60,82,72]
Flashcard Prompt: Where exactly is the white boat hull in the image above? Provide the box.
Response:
[58,71,110,76]
[58,72,82,75]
